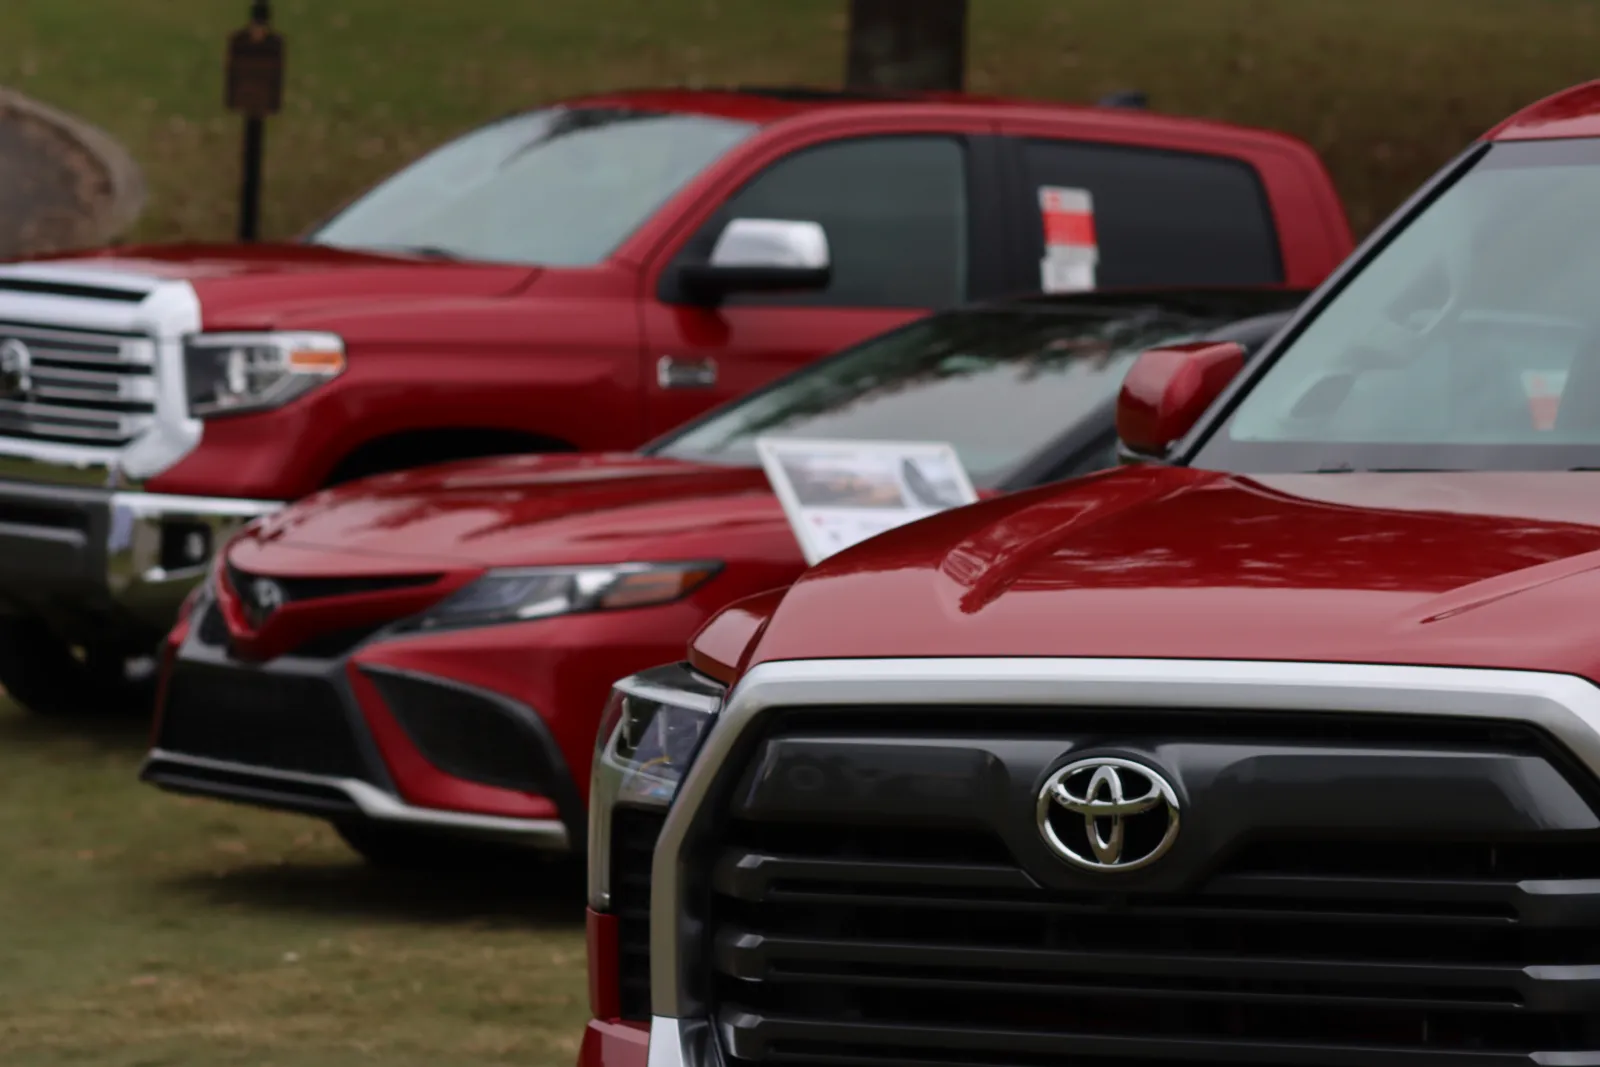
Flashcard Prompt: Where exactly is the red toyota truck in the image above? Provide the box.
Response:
[0,86,1351,716]
[582,81,1600,1067]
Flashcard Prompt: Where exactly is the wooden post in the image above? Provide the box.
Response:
[845,0,968,93]
[226,1,285,242]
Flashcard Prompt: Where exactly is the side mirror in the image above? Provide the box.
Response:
[679,218,831,304]
[1116,341,1247,458]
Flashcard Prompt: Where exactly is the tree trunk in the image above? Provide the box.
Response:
[844,0,968,93]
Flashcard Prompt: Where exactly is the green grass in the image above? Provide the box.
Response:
[2,0,1600,243]
[0,697,590,1067]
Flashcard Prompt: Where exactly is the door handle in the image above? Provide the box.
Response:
[657,355,718,389]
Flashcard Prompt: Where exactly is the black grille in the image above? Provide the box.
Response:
[365,670,562,795]
[706,711,1600,1067]
[157,666,372,781]
[612,806,665,1021]
[225,563,442,605]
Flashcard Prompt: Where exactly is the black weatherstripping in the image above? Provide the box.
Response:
[697,705,1600,1067]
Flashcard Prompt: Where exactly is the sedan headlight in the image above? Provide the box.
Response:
[588,663,726,911]
[396,562,721,633]
[184,332,345,418]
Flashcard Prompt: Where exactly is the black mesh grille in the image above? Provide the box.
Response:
[225,563,442,604]
[365,671,557,794]
[157,666,372,781]
[706,710,1600,1067]
[612,807,665,1021]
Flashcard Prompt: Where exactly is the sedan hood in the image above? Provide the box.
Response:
[230,453,792,577]
[749,466,1600,678]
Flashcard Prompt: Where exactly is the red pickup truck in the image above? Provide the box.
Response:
[0,86,1351,716]
[581,81,1600,1067]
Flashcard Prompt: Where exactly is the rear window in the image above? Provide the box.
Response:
[1022,140,1283,288]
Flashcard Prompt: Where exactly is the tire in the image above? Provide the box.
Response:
[0,616,156,717]
[332,820,576,876]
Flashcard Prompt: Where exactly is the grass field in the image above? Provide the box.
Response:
[0,697,590,1067]
[2,1,1600,243]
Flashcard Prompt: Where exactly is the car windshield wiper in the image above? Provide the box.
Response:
[368,244,463,260]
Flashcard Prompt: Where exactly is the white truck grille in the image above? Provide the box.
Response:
[0,320,158,445]
[0,265,202,479]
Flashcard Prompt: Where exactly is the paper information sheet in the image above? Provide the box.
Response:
[757,438,980,566]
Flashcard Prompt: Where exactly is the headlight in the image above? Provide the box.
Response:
[184,332,345,418]
[588,663,726,911]
[395,561,721,633]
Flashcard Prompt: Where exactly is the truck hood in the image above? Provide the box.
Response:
[749,466,1600,679]
[35,243,536,329]
[230,453,791,578]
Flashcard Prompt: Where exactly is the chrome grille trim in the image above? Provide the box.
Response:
[0,264,202,478]
[648,657,1600,1025]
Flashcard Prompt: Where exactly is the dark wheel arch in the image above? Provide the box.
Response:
[320,428,576,488]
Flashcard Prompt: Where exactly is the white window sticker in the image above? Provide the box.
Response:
[757,438,979,566]
[1039,185,1098,293]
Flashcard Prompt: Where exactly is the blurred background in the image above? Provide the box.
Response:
[3,0,1597,246]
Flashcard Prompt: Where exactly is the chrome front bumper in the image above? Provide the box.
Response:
[0,472,278,637]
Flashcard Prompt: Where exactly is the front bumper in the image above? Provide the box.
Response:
[0,467,277,640]
[140,603,577,848]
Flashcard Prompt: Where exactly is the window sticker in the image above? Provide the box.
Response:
[1039,186,1098,293]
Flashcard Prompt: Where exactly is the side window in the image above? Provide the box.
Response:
[677,136,969,309]
[1022,140,1283,288]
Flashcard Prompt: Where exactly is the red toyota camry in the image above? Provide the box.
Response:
[140,288,1299,866]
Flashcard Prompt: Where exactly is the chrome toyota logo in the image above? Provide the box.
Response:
[248,577,286,621]
[1037,757,1180,872]
[0,339,33,400]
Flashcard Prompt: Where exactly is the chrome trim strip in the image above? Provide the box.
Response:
[648,656,1600,1020]
[143,749,571,847]
[646,1016,688,1067]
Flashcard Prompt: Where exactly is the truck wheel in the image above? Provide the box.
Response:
[332,820,566,874]
[0,617,155,717]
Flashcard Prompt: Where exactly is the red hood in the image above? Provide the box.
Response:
[748,466,1600,680]
[229,453,797,578]
[34,243,536,330]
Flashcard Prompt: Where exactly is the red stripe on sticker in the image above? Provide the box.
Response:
[1044,211,1096,248]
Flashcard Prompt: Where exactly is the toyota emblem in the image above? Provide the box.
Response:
[249,577,286,621]
[1037,757,1180,872]
[0,339,33,400]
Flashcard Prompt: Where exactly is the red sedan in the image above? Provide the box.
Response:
[140,288,1299,866]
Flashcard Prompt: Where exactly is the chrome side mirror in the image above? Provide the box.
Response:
[679,218,831,304]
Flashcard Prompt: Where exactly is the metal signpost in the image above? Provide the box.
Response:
[225,1,285,242]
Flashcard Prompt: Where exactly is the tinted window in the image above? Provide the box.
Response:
[1023,140,1282,288]
[1198,139,1600,473]
[311,108,755,266]
[653,303,1250,488]
[684,136,968,309]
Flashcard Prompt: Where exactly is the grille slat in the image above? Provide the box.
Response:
[0,320,157,446]
[708,713,1600,1067]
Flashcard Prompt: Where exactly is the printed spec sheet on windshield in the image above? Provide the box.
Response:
[757,438,980,565]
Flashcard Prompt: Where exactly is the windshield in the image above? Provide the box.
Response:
[308,107,756,266]
[653,303,1258,488]
[1197,139,1600,472]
